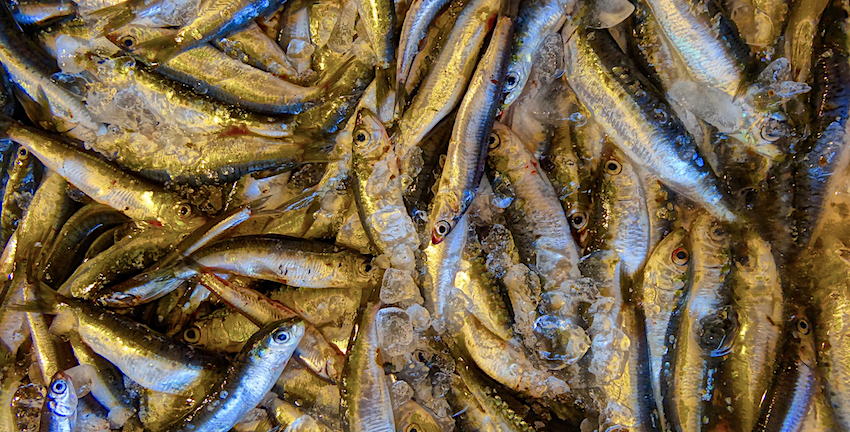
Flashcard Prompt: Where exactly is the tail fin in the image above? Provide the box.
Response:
[8,279,64,315]
[87,0,143,34]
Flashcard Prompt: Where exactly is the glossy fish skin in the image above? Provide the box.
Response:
[39,203,127,287]
[356,0,396,68]
[726,231,784,432]
[96,236,378,307]
[447,356,538,432]
[40,371,77,432]
[167,319,306,432]
[1,147,41,247]
[0,1,101,133]
[67,332,135,428]
[396,0,452,92]
[11,0,76,26]
[2,123,208,232]
[641,0,751,98]
[565,28,736,222]
[793,0,850,248]
[133,0,280,65]
[60,227,180,299]
[213,21,304,81]
[194,272,344,384]
[638,228,690,432]
[430,16,513,244]
[502,0,571,109]
[351,109,391,253]
[49,291,226,395]
[394,0,499,157]
[487,123,582,284]
[662,213,735,432]
[753,312,816,432]
[589,147,651,277]
[14,170,75,276]
[340,300,395,432]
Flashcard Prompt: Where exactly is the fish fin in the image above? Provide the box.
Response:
[11,85,57,131]
[87,0,144,34]
[8,280,64,315]
[251,186,321,217]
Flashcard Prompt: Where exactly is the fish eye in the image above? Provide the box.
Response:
[176,204,192,219]
[183,326,201,343]
[488,133,500,150]
[121,35,137,49]
[17,148,27,158]
[354,129,370,145]
[504,71,519,90]
[359,261,373,275]
[569,212,588,230]
[51,380,66,394]
[273,329,290,343]
[796,318,810,335]
[759,113,789,142]
[604,159,622,175]
[405,424,420,432]
[671,247,689,266]
[433,220,451,239]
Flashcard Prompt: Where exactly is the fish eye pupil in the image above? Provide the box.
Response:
[677,251,687,260]
[274,331,289,343]
[506,74,517,87]
[436,222,448,235]
[123,38,133,47]
[356,131,367,142]
[489,136,495,145]
[53,381,65,393]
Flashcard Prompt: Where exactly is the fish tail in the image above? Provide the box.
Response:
[87,2,139,34]
[8,280,65,315]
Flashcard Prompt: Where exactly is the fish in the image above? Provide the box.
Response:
[40,371,78,432]
[395,0,452,94]
[565,27,737,222]
[356,0,396,68]
[166,318,306,432]
[429,15,513,243]
[340,298,395,432]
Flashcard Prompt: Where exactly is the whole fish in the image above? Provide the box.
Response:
[429,15,513,243]
[1,122,209,231]
[166,318,306,432]
[565,27,736,222]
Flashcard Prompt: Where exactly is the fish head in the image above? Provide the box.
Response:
[106,24,177,64]
[45,371,77,418]
[159,201,209,232]
[353,108,390,160]
[394,400,443,432]
[502,59,531,110]
[429,191,462,244]
[252,318,307,363]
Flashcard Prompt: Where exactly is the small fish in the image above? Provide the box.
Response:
[396,0,452,94]
[39,371,78,432]
[166,318,306,432]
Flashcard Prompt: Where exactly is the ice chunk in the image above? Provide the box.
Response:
[380,268,418,304]
[390,380,414,409]
[668,80,744,133]
[532,314,590,369]
[377,308,414,357]
[405,304,431,331]
[54,35,90,74]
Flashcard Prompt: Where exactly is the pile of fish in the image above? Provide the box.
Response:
[0,0,846,429]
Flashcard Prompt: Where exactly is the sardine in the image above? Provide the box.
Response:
[429,15,513,243]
